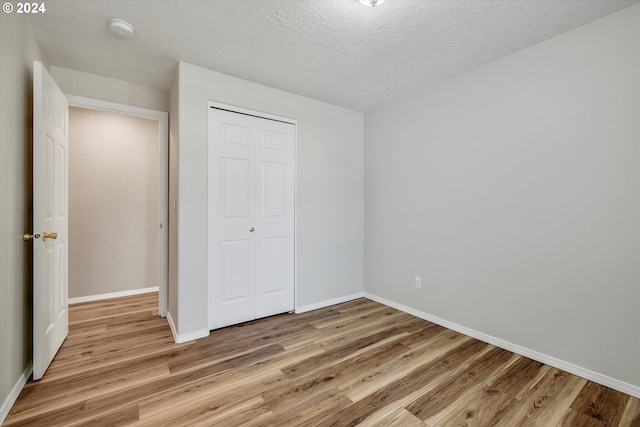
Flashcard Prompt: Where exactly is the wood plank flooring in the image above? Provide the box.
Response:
[4,293,639,426]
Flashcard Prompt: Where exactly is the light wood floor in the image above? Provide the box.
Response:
[4,293,639,426]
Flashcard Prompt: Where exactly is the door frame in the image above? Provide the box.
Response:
[207,100,298,325]
[66,95,169,317]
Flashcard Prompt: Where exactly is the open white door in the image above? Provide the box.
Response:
[31,61,69,380]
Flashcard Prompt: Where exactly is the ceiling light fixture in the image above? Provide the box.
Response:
[108,18,135,38]
[359,0,385,6]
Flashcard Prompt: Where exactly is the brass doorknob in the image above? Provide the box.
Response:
[23,233,41,241]
[43,232,58,241]
[249,227,255,232]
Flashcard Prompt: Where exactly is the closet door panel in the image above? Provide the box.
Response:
[209,107,295,329]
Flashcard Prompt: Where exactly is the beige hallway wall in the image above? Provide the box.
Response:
[69,107,159,298]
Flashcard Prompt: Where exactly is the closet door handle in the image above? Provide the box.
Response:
[249,227,255,232]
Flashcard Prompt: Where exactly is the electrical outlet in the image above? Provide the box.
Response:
[415,276,422,289]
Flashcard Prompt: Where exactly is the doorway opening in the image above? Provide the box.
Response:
[66,95,168,317]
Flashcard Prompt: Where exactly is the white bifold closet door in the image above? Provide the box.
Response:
[208,106,295,330]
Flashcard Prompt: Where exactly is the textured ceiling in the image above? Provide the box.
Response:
[27,0,638,112]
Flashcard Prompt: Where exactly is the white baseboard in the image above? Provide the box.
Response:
[0,363,32,425]
[169,291,366,343]
[295,292,365,314]
[166,311,210,344]
[69,286,159,305]
[166,311,178,341]
[364,292,640,399]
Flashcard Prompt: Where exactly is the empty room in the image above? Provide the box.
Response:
[1,0,638,425]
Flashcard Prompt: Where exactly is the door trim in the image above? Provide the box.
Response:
[207,100,298,324]
[66,95,169,317]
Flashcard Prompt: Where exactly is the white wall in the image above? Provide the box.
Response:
[68,107,159,298]
[50,67,169,112]
[365,4,640,393]
[169,61,364,338]
[0,13,47,422]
